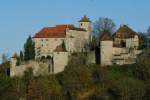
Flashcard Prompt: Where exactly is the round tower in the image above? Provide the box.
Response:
[100,32,113,66]
[10,53,17,77]
[79,15,92,41]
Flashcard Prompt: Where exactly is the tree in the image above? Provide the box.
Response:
[93,17,116,38]
[20,51,24,61]
[110,78,145,100]
[136,48,150,80]
[27,76,63,100]
[16,56,21,66]
[23,68,34,86]
[147,26,150,36]
[24,36,35,61]
[56,53,94,99]
[0,53,10,76]
[1,53,9,63]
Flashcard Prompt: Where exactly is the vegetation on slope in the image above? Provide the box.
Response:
[0,49,149,100]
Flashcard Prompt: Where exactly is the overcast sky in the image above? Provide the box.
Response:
[0,0,150,59]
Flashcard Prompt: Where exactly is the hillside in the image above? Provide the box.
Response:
[0,49,150,100]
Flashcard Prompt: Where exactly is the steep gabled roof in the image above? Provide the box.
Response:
[113,25,138,39]
[33,25,70,38]
[33,24,86,38]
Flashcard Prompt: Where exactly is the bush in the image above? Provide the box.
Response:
[109,77,145,100]
[0,75,26,100]
[27,75,63,100]
[135,49,150,80]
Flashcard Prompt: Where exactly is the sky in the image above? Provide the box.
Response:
[0,0,150,60]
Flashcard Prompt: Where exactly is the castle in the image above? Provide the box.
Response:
[10,16,142,77]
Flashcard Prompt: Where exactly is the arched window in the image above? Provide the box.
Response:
[41,56,45,61]
[46,56,51,59]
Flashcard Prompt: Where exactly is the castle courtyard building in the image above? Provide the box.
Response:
[100,25,143,65]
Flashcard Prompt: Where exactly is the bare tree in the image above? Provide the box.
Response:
[1,53,9,63]
[93,17,116,38]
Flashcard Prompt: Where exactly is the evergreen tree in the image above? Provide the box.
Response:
[20,51,24,61]
[147,26,150,36]
[24,36,35,61]
[16,56,21,66]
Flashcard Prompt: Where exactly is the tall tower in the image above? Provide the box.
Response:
[100,32,113,66]
[10,53,17,77]
[79,15,92,41]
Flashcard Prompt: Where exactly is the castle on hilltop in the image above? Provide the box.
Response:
[10,16,143,77]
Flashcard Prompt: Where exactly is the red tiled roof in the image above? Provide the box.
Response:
[33,24,86,38]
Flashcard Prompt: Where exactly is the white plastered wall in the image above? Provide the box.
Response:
[53,52,68,73]
[34,38,66,58]
[100,41,113,66]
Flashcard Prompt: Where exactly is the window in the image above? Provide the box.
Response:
[81,23,83,26]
